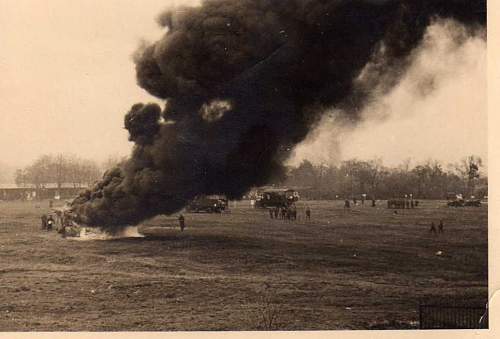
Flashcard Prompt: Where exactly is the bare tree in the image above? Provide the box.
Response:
[101,155,127,173]
[19,154,102,191]
[453,155,483,198]
[15,169,28,187]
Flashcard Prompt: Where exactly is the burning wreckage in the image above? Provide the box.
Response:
[51,207,147,239]
[48,207,85,238]
[64,0,485,234]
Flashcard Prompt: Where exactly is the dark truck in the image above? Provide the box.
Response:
[186,195,228,213]
[447,198,481,207]
[255,188,299,208]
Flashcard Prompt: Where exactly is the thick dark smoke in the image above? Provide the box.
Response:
[72,0,486,230]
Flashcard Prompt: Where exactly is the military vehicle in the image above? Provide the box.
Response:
[448,199,482,207]
[255,188,299,208]
[186,195,228,213]
[447,194,481,207]
[387,199,406,209]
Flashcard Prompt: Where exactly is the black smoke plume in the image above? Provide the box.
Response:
[72,0,486,230]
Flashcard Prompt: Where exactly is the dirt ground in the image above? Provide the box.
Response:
[0,199,487,330]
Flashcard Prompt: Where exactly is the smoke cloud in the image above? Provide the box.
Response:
[71,0,486,230]
[289,19,487,167]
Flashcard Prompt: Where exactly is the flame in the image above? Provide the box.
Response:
[68,226,144,241]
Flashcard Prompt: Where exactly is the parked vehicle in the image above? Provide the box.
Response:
[186,195,228,213]
[255,188,299,208]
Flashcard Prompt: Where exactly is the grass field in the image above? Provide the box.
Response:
[0,199,488,330]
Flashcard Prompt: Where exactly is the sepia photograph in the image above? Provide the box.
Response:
[0,0,492,333]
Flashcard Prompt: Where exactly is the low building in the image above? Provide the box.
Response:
[0,183,88,201]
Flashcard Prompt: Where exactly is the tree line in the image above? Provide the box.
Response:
[279,156,486,200]
[13,153,486,201]
[14,154,124,189]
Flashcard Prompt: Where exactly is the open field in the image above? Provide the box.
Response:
[0,199,487,330]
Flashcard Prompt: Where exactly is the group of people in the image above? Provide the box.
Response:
[40,214,55,231]
[268,204,311,221]
[430,220,445,234]
[41,209,76,237]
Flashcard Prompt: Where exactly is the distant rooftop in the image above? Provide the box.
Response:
[0,183,88,189]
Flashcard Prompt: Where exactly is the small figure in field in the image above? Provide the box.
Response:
[371,199,376,207]
[344,199,350,208]
[411,199,414,209]
[46,215,55,231]
[353,198,357,206]
[289,204,297,221]
[438,220,444,233]
[430,221,437,234]
[274,207,279,219]
[415,200,419,207]
[178,214,185,232]
[41,214,48,230]
[305,206,311,220]
[269,208,274,219]
[361,195,365,206]
[280,207,287,220]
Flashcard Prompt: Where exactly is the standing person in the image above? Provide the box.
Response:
[274,207,279,219]
[430,221,437,234]
[41,214,48,230]
[371,199,376,207]
[438,220,444,233]
[305,206,311,221]
[280,207,286,220]
[289,204,296,221]
[344,199,351,211]
[353,197,357,206]
[269,208,274,219]
[179,214,186,232]
[46,215,54,231]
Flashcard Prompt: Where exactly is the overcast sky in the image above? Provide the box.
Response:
[0,0,487,175]
[0,0,198,169]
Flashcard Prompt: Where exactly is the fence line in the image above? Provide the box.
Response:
[419,304,487,329]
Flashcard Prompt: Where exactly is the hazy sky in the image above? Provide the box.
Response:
[0,0,487,174]
[0,0,198,168]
